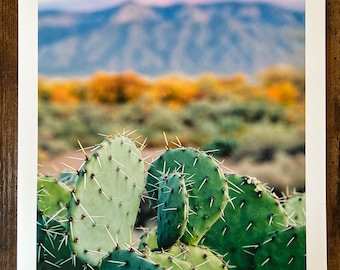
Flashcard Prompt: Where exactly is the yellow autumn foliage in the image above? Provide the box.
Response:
[266,82,299,106]
[86,71,148,103]
[38,67,304,111]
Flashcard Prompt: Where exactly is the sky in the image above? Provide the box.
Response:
[38,0,305,12]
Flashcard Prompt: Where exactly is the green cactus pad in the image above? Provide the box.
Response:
[157,171,189,249]
[39,220,95,270]
[59,171,79,186]
[168,243,228,270]
[138,228,159,251]
[37,175,71,220]
[100,247,164,270]
[67,134,145,266]
[37,206,46,270]
[254,225,306,269]
[149,250,193,270]
[147,147,228,244]
[200,174,289,270]
[282,193,306,226]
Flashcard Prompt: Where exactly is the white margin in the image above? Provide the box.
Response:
[18,0,38,269]
[305,0,327,269]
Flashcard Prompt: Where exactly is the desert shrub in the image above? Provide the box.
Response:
[148,75,199,108]
[85,71,148,104]
[203,138,238,157]
[227,100,286,123]
[38,67,305,165]
[232,121,304,162]
[38,102,120,155]
[257,65,305,99]
[180,100,221,127]
[236,151,305,194]
[180,100,245,131]
[146,107,183,133]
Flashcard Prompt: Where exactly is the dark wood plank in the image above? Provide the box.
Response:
[0,0,18,269]
[327,0,340,269]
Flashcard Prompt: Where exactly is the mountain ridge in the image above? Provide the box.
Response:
[38,1,305,78]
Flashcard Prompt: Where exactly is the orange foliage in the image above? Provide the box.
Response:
[266,82,299,106]
[39,78,81,103]
[86,71,148,103]
[38,77,52,101]
[148,75,199,107]
[197,73,223,99]
[197,73,253,101]
[38,67,304,111]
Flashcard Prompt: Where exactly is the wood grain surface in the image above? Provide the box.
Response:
[0,1,339,269]
[326,1,340,269]
[0,0,18,268]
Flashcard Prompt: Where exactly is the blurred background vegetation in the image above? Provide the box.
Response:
[38,65,305,193]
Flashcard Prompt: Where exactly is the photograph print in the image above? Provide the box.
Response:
[36,0,306,269]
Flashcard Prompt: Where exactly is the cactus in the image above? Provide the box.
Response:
[37,175,71,221]
[167,243,228,269]
[253,225,306,269]
[39,221,91,270]
[59,171,79,186]
[156,170,189,249]
[37,132,306,270]
[37,205,46,270]
[147,147,228,245]
[148,243,228,270]
[66,134,145,266]
[149,251,193,270]
[282,192,306,226]
[37,176,79,269]
[100,247,164,270]
[200,174,289,269]
[138,228,158,251]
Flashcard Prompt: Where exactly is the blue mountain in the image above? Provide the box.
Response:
[38,2,305,77]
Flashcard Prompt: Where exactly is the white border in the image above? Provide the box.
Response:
[305,0,327,268]
[17,0,327,268]
[18,0,38,268]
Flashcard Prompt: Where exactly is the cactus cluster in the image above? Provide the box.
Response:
[37,132,306,269]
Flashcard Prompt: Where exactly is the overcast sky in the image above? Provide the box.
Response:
[38,0,305,12]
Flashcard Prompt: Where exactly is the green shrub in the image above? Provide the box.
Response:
[203,138,238,157]
[232,121,304,162]
[38,99,304,163]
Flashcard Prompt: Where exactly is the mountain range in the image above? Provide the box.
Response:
[38,1,305,78]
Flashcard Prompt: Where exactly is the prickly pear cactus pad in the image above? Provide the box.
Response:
[37,206,45,270]
[253,225,306,269]
[157,171,189,249]
[149,250,194,270]
[200,174,289,270]
[138,228,158,251]
[282,193,306,226]
[39,220,95,270]
[168,243,228,270]
[100,247,164,270]
[37,175,71,220]
[147,147,228,244]
[67,134,145,266]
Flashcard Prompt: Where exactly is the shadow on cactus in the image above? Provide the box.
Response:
[37,131,306,269]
